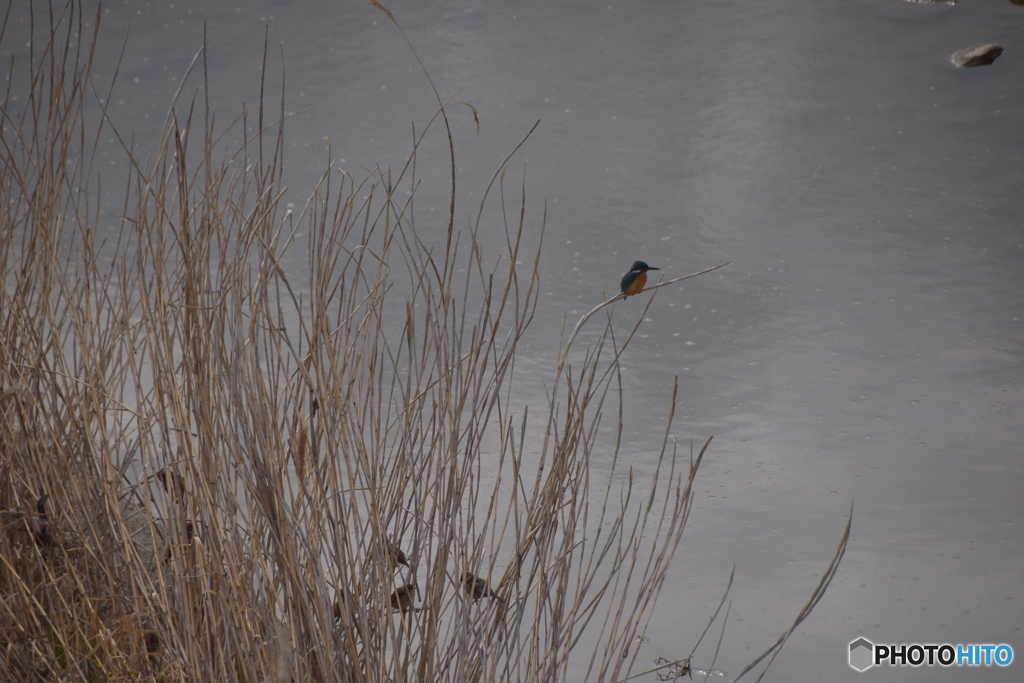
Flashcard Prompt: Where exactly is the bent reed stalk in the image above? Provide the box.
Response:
[1,3,847,682]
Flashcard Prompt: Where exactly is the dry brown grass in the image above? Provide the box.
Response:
[0,3,849,682]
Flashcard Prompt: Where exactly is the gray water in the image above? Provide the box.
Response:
[7,0,1022,680]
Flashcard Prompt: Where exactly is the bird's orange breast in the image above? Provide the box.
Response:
[624,271,647,296]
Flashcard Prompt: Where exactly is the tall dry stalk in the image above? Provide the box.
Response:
[1,3,848,682]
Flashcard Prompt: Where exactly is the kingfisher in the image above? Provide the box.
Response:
[620,261,660,297]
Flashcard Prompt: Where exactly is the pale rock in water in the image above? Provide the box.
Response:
[950,44,1004,68]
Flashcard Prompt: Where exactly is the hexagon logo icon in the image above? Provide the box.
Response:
[849,637,874,672]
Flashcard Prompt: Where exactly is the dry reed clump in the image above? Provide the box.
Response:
[0,2,849,682]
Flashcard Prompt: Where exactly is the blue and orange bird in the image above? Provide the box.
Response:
[620,261,660,297]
